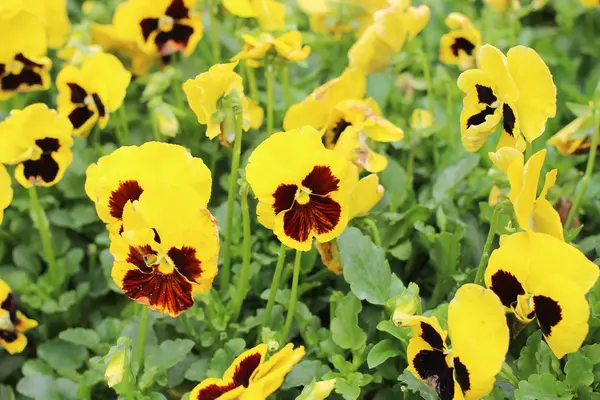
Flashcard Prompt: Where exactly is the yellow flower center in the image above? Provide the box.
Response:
[84,95,95,107]
[159,15,175,31]
[157,260,175,275]
[295,189,311,205]
[514,294,535,323]
[6,60,24,75]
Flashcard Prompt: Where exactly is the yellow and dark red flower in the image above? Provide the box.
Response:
[457,44,556,152]
[246,127,359,251]
[85,142,212,236]
[0,104,73,188]
[56,52,131,137]
[223,0,285,32]
[547,115,597,155]
[190,343,305,400]
[485,231,599,358]
[439,13,481,70]
[0,279,38,355]
[400,284,509,400]
[232,31,311,68]
[110,185,219,317]
[114,0,203,58]
[0,165,12,224]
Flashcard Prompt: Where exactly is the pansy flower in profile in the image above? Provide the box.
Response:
[457,44,556,152]
[485,231,599,358]
[85,142,212,236]
[0,165,12,224]
[547,116,597,155]
[190,343,305,399]
[114,0,203,59]
[246,127,359,251]
[322,98,404,172]
[399,284,509,400]
[232,31,311,68]
[0,104,73,188]
[489,148,563,240]
[284,68,366,131]
[223,0,285,32]
[56,52,132,137]
[0,279,38,354]
[110,185,219,317]
[439,13,481,70]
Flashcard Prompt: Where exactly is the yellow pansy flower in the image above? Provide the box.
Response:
[547,116,596,155]
[0,279,38,355]
[581,0,600,7]
[399,284,509,400]
[190,343,305,399]
[182,62,244,140]
[0,104,73,188]
[485,231,599,358]
[440,13,481,70]
[110,184,219,317]
[245,127,359,251]
[85,142,212,236]
[489,148,563,240]
[223,0,285,31]
[233,31,311,68]
[284,68,366,131]
[56,52,132,137]
[0,165,12,224]
[114,0,203,58]
[457,44,556,152]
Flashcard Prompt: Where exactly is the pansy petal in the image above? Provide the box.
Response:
[512,149,545,233]
[477,44,518,102]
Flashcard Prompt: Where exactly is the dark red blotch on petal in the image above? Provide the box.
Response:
[283,196,341,242]
[196,382,238,400]
[273,184,297,214]
[109,180,144,220]
[168,246,203,283]
[126,245,157,273]
[302,165,340,196]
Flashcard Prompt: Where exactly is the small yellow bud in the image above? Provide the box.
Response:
[410,108,433,130]
[105,350,126,388]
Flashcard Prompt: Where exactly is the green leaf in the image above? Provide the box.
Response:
[334,372,372,400]
[430,231,463,274]
[330,292,367,350]
[338,227,392,305]
[207,338,247,378]
[398,370,438,400]
[184,358,209,382]
[59,328,100,349]
[390,240,412,261]
[376,320,411,345]
[565,102,592,118]
[565,352,594,388]
[38,339,89,371]
[581,344,600,364]
[367,339,402,369]
[516,331,560,380]
[515,373,573,400]
[432,153,480,203]
[0,385,15,400]
[283,360,331,389]
[145,339,195,371]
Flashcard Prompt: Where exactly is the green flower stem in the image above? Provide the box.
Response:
[151,112,161,142]
[266,63,274,136]
[247,64,259,100]
[282,63,291,110]
[180,312,196,341]
[120,362,136,400]
[363,218,381,247]
[474,202,506,285]
[525,142,533,160]
[420,49,434,115]
[263,243,287,328]
[116,106,131,146]
[134,306,149,373]
[406,130,417,189]
[220,94,244,294]
[231,182,253,321]
[281,250,302,344]
[208,0,221,64]
[29,186,59,289]
[498,361,519,387]
[565,107,600,231]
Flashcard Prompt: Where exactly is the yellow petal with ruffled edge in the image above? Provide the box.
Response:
[478,44,519,102]
[223,0,257,17]
[511,149,546,233]
[530,170,563,240]
[348,26,393,75]
[348,173,384,219]
[253,0,285,32]
[39,0,70,49]
[373,3,406,52]
[405,5,430,40]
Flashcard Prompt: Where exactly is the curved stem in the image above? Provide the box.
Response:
[263,243,287,328]
[281,250,302,344]
[474,203,505,285]
[180,312,196,341]
[246,64,259,100]
[208,0,221,64]
[363,218,381,247]
[29,186,59,289]
[116,106,131,146]
[282,63,290,111]
[565,108,600,231]
[231,183,253,320]
[134,306,149,373]
[265,63,274,136]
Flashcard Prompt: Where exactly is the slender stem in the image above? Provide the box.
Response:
[363,219,381,247]
[420,49,434,114]
[281,250,302,344]
[305,268,333,283]
[246,64,259,100]
[116,106,131,145]
[120,360,136,400]
[208,0,221,64]
[220,98,244,294]
[29,186,59,289]
[406,130,417,189]
[282,63,291,110]
[208,139,220,174]
[525,142,533,161]
[151,111,162,142]
[91,125,102,154]
[565,108,600,230]
[134,306,149,373]
[231,183,253,320]
[266,63,274,136]
[180,312,196,340]
[171,80,185,112]
[474,203,505,285]
[263,243,287,328]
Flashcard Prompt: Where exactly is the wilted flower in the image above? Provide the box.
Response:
[458,44,556,152]
[547,116,596,155]
[399,284,509,400]
[56,52,132,137]
[440,13,481,70]
[284,68,366,131]
[0,165,12,224]
[0,279,38,354]
[245,127,359,251]
[223,0,285,31]
[0,104,73,188]
[190,343,305,399]
[114,0,203,58]
[232,31,311,68]
[489,148,563,240]
[486,231,599,358]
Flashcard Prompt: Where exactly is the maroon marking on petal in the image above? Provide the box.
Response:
[167,246,203,283]
[273,184,298,214]
[68,106,95,129]
[0,330,18,343]
[1,294,17,325]
[166,0,189,19]
[154,24,194,55]
[283,195,341,242]
[232,352,263,387]
[126,245,157,273]
[108,180,144,220]
[140,18,159,41]
[121,268,194,316]
[22,154,60,184]
[14,53,43,68]
[301,165,340,196]
[67,83,88,104]
[35,138,60,153]
[152,228,161,244]
[196,382,238,400]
